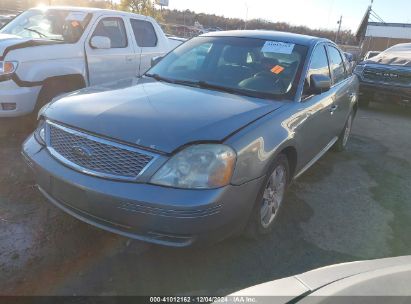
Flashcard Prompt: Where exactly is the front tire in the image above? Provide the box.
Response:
[244,154,289,238]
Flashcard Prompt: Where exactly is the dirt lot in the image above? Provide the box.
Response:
[1,103,411,295]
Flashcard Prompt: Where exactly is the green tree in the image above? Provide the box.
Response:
[120,0,163,21]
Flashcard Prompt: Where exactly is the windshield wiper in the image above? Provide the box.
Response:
[195,81,258,98]
[24,27,48,38]
[145,73,176,84]
[145,75,258,98]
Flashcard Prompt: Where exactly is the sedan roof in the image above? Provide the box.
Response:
[201,30,330,47]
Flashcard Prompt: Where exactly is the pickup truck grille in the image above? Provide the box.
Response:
[46,122,156,181]
[363,67,411,86]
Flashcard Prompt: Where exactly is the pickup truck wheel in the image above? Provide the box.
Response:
[244,154,289,239]
[34,79,83,116]
[333,112,354,152]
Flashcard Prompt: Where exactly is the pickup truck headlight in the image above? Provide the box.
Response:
[353,64,365,76]
[151,144,236,189]
[0,61,18,75]
[34,119,46,145]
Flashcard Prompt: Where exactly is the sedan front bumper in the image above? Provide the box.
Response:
[22,134,263,247]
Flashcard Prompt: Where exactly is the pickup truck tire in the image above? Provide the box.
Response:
[244,154,290,239]
[34,76,85,116]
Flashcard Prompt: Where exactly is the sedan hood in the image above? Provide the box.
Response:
[44,78,285,153]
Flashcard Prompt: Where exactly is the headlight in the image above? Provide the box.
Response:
[0,61,18,75]
[353,64,365,76]
[151,144,236,189]
[37,103,50,120]
[34,119,46,145]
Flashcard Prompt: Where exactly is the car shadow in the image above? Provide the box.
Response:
[0,116,36,140]
[4,106,409,296]
[46,162,357,296]
[365,102,411,118]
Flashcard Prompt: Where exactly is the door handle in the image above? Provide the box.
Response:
[329,105,338,115]
[126,55,134,62]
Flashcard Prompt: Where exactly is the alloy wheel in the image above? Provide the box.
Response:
[343,114,353,147]
[260,164,287,228]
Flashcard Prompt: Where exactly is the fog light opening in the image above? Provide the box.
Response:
[1,103,16,111]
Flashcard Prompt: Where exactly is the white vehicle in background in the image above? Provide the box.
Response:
[0,6,181,117]
[363,50,381,61]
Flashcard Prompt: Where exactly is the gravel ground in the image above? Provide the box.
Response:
[0,103,411,296]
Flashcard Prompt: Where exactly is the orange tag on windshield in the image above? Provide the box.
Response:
[271,65,284,74]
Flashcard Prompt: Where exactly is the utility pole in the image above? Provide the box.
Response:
[244,2,248,30]
[335,15,342,44]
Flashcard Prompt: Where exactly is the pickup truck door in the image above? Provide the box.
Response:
[128,18,168,75]
[85,15,139,86]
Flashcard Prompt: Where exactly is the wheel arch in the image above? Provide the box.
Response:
[278,145,298,181]
[34,74,86,114]
[36,74,86,102]
[40,74,86,91]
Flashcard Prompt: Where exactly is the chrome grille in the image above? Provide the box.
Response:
[47,122,155,180]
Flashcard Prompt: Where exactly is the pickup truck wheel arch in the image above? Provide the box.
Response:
[34,75,86,113]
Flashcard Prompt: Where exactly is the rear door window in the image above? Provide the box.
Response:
[130,19,158,47]
[327,45,347,84]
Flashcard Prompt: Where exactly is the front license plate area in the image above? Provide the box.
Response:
[51,177,88,211]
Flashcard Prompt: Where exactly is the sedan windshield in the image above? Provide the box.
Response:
[148,36,308,100]
[0,9,92,43]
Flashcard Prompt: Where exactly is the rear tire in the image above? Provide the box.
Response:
[333,112,354,152]
[244,154,290,239]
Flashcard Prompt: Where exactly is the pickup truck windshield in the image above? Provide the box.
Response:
[148,36,308,100]
[0,9,92,43]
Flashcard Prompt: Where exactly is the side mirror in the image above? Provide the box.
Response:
[90,36,111,49]
[151,56,163,67]
[310,74,331,94]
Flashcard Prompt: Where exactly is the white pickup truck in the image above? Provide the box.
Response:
[0,6,181,117]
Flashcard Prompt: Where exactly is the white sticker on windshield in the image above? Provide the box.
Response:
[262,41,295,54]
[65,12,87,22]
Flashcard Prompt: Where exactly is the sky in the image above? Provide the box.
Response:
[164,0,411,33]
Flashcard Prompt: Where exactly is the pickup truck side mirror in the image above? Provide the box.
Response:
[90,36,111,49]
[310,74,331,94]
[151,56,163,67]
